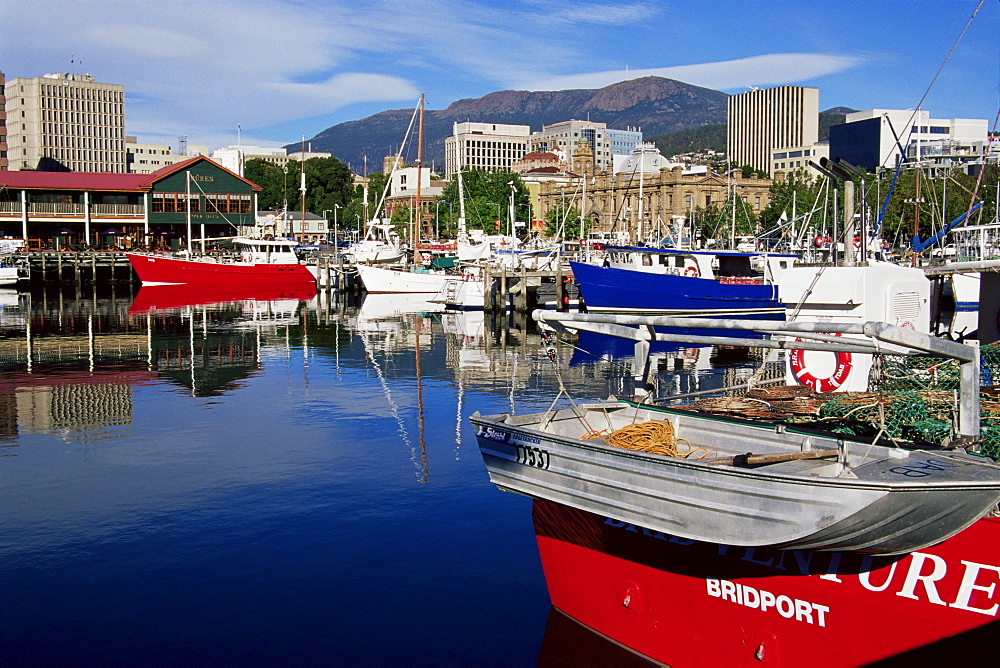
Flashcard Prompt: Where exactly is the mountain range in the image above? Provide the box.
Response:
[292,76,729,173]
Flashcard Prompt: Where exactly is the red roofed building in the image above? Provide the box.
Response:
[511,150,563,175]
[0,156,262,249]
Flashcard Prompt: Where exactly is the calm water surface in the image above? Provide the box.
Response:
[1,287,749,666]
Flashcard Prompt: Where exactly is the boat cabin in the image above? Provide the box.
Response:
[605,245,798,283]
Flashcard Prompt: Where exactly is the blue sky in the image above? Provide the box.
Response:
[4,0,997,153]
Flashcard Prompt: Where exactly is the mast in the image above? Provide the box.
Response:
[363,155,369,228]
[637,145,644,243]
[455,123,468,240]
[299,137,306,243]
[414,94,425,258]
[186,170,192,252]
[912,165,922,268]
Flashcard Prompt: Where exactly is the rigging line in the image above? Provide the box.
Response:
[914,0,984,123]
[963,107,1000,222]
[368,100,421,228]
[608,158,644,237]
[187,176,240,230]
[360,330,419,475]
[875,1,983,232]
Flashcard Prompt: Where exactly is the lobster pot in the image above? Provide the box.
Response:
[777,264,930,392]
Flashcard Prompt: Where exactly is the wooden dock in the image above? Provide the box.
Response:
[16,250,572,314]
[22,250,135,286]
[482,264,576,312]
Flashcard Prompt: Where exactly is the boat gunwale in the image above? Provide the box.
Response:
[470,404,1000,492]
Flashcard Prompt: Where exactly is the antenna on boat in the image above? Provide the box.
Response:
[299,136,307,244]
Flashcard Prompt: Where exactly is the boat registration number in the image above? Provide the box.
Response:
[513,443,550,470]
[888,457,959,478]
[479,426,550,469]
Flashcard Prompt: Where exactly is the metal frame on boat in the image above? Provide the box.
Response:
[471,312,996,555]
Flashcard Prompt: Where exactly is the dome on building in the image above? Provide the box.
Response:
[618,142,674,175]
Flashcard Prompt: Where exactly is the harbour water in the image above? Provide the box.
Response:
[1,287,756,665]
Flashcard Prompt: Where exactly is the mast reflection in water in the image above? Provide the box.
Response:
[1,286,760,664]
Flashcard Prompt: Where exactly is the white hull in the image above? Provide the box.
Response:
[0,267,20,287]
[430,276,485,309]
[356,264,452,294]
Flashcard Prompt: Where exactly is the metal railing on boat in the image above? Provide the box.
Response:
[532,310,981,440]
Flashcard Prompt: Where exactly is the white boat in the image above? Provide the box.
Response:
[0,252,27,287]
[356,263,446,294]
[341,222,405,265]
[430,273,486,309]
[472,312,997,555]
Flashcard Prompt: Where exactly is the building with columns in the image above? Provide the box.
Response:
[537,141,773,243]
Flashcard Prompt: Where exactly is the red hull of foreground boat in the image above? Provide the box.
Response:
[533,499,1000,667]
[126,253,316,288]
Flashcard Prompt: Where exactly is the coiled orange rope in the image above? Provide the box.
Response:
[583,421,703,458]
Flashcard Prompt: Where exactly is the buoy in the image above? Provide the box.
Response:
[789,335,853,392]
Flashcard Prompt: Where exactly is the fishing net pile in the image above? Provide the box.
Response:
[685,344,1000,459]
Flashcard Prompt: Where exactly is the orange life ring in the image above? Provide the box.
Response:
[789,334,852,392]
[853,236,861,249]
[684,266,700,278]
[814,236,825,247]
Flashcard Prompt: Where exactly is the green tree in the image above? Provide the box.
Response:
[759,170,819,229]
[437,169,531,236]
[544,202,582,239]
[245,157,354,215]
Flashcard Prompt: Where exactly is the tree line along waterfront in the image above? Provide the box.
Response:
[243,155,999,249]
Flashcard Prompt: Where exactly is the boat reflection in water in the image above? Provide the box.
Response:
[7,287,844,664]
[128,283,318,315]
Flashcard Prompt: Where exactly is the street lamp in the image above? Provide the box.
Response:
[434,201,441,241]
[508,180,516,238]
[330,203,341,246]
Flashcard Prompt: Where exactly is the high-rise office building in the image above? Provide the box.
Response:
[529,120,613,170]
[444,122,530,178]
[727,86,819,174]
[5,72,126,172]
[0,72,8,170]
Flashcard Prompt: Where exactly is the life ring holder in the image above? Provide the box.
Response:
[789,333,853,392]
[684,265,700,278]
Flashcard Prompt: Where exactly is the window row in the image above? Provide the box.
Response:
[152,192,252,214]
[41,84,123,102]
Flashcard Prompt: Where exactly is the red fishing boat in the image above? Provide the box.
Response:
[126,237,316,288]
[475,311,1000,665]
[533,499,1000,666]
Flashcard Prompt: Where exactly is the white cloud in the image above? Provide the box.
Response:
[520,54,865,92]
[535,2,660,26]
